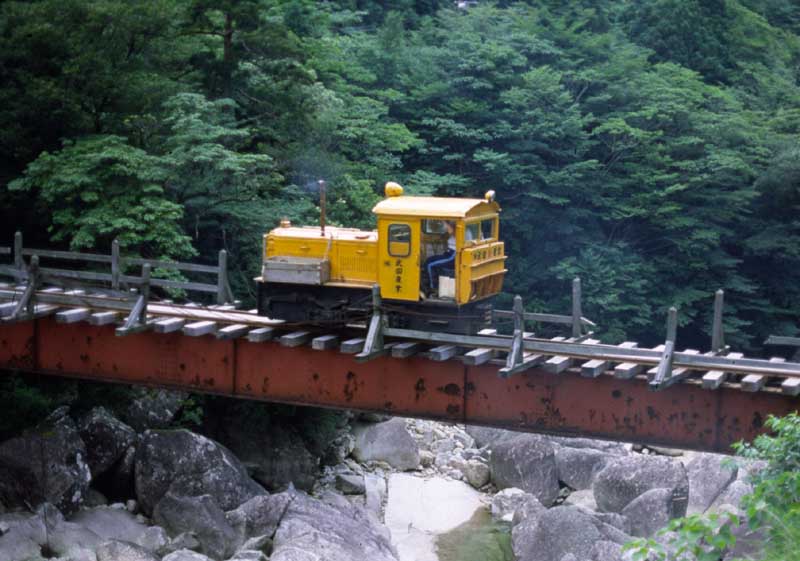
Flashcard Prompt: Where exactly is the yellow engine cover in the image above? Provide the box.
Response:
[264,226,378,287]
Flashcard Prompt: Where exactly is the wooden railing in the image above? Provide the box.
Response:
[0,231,234,305]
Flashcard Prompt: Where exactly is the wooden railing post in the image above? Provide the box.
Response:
[14,231,23,270]
[572,277,583,338]
[139,263,150,324]
[217,249,228,305]
[711,289,725,353]
[111,239,120,291]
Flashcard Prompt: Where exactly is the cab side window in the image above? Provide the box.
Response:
[388,224,411,257]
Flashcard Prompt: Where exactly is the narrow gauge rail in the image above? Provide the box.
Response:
[1,281,799,398]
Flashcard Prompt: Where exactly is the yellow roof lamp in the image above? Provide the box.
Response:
[375,182,501,219]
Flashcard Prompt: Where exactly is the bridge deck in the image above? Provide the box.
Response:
[1,317,795,453]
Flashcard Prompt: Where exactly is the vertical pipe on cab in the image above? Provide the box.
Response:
[318,179,326,237]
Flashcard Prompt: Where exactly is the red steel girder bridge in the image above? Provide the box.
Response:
[0,315,796,453]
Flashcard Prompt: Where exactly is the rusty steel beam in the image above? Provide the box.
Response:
[0,318,796,453]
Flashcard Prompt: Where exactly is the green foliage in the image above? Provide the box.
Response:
[9,135,194,259]
[2,0,800,343]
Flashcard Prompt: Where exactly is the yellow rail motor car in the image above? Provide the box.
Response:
[256,182,507,334]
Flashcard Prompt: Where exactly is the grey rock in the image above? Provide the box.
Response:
[462,459,490,489]
[419,450,435,467]
[161,533,201,555]
[69,506,149,544]
[621,488,674,538]
[512,506,604,561]
[317,489,352,511]
[590,540,624,561]
[95,540,159,561]
[230,551,269,561]
[133,526,169,553]
[0,407,91,514]
[78,407,137,478]
[564,489,597,511]
[555,446,612,490]
[590,511,631,535]
[685,453,737,515]
[154,493,239,560]
[364,474,386,516]
[560,555,579,561]
[162,549,213,561]
[0,510,48,561]
[352,419,420,471]
[47,519,104,558]
[226,493,292,542]
[134,429,265,515]
[238,534,272,553]
[323,433,355,467]
[511,495,546,527]
[489,434,560,506]
[593,456,688,515]
[492,488,534,521]
[335,474,365,495]
[124,388,187,432]
[709,479,752,512]
[465,426,518,448]
[431,439,456,455]
[550,436,629,455]
[270,490,398,561]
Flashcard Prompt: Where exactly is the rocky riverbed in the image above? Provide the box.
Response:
[0,390,763,561]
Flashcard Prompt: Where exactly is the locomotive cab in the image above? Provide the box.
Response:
[256,182,506,334]
[372,185,506,305]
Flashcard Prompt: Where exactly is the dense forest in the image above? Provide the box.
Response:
[2,0,799,350]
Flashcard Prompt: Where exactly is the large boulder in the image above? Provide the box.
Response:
[512,505,629,561]
[593,455,688,515]
[621,488,675,538]
[154,493,240,560]
[555,446,612,490]
[352,418,420,471]
[124,388,188,432]
[208,419,319,492]
[271,490,398,561]
[226,493,293,542]
[684,453,738,514]
[710,480,752,512]
[78,407,137,478]
[134,429,265,514]
[0,407,91,513]
[95,540,159,561]
[0,506,60,561]
[489,434,559,506]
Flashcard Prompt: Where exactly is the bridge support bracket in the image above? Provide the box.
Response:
[499,295,538,378]
[116,264,151,336]
[356,285,386,361]
[650,307,678,391]
[5,255,41,323]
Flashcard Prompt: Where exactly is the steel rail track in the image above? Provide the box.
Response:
[2,285,800,387]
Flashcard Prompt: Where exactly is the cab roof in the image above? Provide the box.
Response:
[372,196,500,219]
